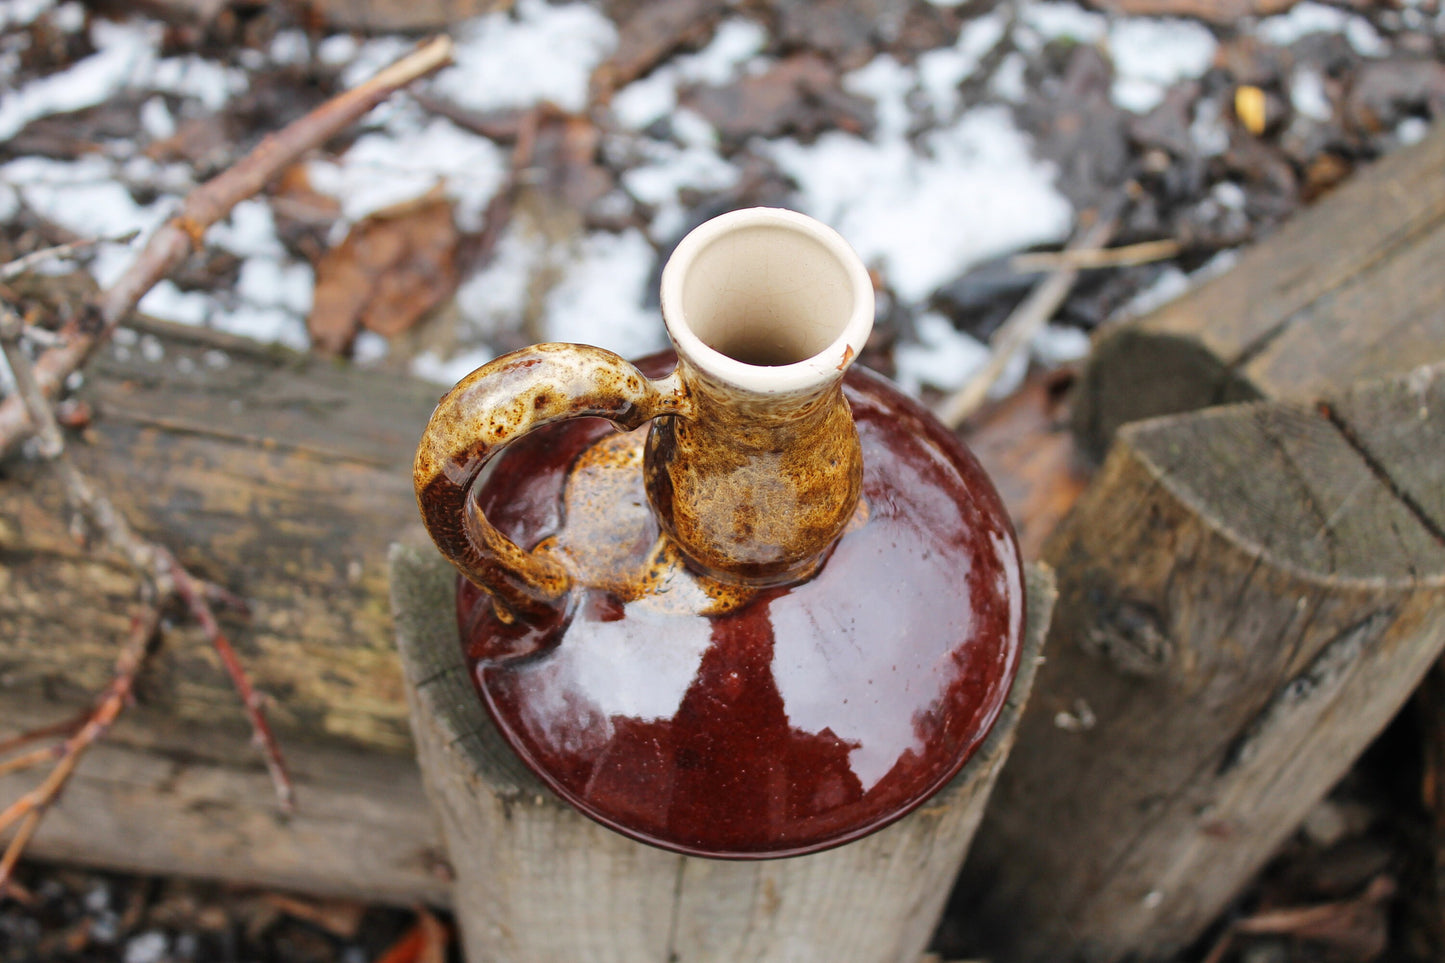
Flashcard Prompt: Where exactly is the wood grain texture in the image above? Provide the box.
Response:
[0,318,451,899]
[0,693,450,904]
[952,364,1445,962]
[393,545,1056,963]
[1073,123,1445,456]
[0,317,440,753]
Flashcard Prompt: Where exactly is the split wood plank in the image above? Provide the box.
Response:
[393,544,1056,963]
[1073,122,1445,457]
[952,362,1445,962]
[0,317,448,900]
[1,318,439,753]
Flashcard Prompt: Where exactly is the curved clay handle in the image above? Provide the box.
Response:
[414,343,687,622]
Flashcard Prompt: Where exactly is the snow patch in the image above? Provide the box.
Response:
[0,18,159,140]
[431,0,617,113]
[1031,323,1091,366]
[148,54,246,110]
[543,229,663,358]
[1108,19,1217,114]
[412,346,495,385]
[236,257,314,316]
[139,95,175,139]
[917,10,1008,118]
[306,117,506,229]
[456,224,547,342]
[1257,1,1386,55]
[610,19,768,130]
[1290,67,1332,121]
[1020,2,1108,43]
[622,136,739,241]
[770,105,1072,304]
[893,312,988,394]
[138,281,211,326]
[208,198,286,259]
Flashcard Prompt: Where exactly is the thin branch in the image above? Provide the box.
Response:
[0,746,64,779]
[1010,237,1180,273]
[936,209,1119,430]
[0,712,88,757]
[0,231,140,283]
[163,550,294,812]
[0,607,160,896]
[2,300,293,808]
[0,36,455,455]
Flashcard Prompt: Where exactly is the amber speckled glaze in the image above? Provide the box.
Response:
[413,208,1025,857]
[456,353,1025,858]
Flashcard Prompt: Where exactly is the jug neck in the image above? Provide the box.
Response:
[644,208,875,586]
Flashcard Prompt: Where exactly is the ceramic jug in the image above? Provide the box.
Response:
[413,208,1024,859]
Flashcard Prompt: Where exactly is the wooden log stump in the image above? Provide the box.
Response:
[391,545,1055,963]
[1072,123,1445,458]
[0,317,449,902]
[952,363,1445,962]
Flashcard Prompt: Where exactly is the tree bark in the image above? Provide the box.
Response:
[954,364,1445,962]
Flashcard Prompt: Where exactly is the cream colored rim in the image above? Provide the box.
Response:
[659,207,874,395]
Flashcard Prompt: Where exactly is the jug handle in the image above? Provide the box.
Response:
[414,343,688,623]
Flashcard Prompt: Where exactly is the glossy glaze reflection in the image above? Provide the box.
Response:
[458,356,1024,858]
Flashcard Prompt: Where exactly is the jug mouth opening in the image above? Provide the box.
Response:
[660,208,874,395]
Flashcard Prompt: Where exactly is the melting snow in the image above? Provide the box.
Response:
[770,104,1072,304]
[430,0,616,113]
[0,19,159,139]
[543,229,664,357]
[306,116,507,229]
[1020,2,1107,43]
[611,18,770,130]
[1108,19,1218,113]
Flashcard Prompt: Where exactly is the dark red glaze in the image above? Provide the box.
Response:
[457,355,1025,859]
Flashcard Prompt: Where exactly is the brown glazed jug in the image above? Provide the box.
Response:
[413,208,1024,859]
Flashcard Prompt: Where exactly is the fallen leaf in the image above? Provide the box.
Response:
[308,193,459,356]
[1085,0,1356,25]
[305,0,512,32]
[375,908,449,963]
[683,54,874,147]
[593,0,729,96]
[774,0,911,69]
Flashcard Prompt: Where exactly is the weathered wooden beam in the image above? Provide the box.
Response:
[393,545,1055,963]
[953,363,1445,961]
[0,692,449,905]
[0,317,447,900]
[1073,123,1445,458]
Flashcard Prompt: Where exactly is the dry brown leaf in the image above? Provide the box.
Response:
[592,0,729,96]
[308,193,459,356]
[683,54,874,146]
[1085,0,1357,23]
[374,908,449,963]
[304,0,512,33]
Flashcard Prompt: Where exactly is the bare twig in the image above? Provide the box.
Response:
[2,300,293,810]
[936,210,1119,430]
[0,36,455,455]
[0,746,64,779]
[1010,237,1180,273]
[0,712,87,757]
[163,549,294,812]
[0,608,160,896]
[0,231,140,282]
